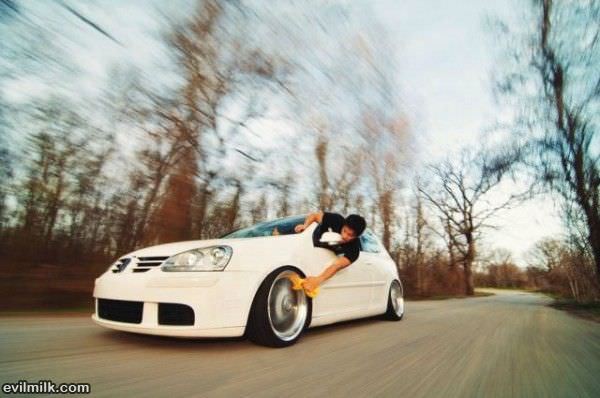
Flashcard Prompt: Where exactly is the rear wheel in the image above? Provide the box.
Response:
[383,279,404,321]
[246,268,311,347]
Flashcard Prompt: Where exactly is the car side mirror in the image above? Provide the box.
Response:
[320,228,342,245]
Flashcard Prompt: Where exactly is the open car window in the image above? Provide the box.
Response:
[359,229,382,253]
[220,215,307,239]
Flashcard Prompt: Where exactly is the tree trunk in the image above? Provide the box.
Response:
[463,233,476,295]
[150,148,197,243]
[43,162,66,248]
[539,0,600,286]
[380,190,393,252]
[194,181,212,239]
[590,230,600,287]
[315,136,330,210]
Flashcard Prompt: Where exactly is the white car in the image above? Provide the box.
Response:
[92,215,405,347]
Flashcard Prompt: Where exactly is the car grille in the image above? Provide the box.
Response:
[158,303,195,326]
[97,299,195,326]
[98,298,143,324]
[135,256,169,273]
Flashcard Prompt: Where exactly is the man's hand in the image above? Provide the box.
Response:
[295,211,324,233]
[302,276,320,292]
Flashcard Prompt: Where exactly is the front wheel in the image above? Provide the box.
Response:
[246,268,311,347]
[383,279,404,321]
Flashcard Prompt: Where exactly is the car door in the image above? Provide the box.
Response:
[359,230,390,312]
[300,223,373,317]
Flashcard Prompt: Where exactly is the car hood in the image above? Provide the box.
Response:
[128,238,244,258]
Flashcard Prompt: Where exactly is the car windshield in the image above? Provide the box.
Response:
[220,215,307,239]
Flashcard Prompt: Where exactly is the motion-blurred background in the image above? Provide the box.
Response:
[0,0,598,311]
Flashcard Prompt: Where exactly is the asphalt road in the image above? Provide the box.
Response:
[1,289,599,398]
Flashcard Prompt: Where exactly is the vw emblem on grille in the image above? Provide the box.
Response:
[116,258,131,272]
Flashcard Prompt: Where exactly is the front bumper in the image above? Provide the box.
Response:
[92,270,262,337]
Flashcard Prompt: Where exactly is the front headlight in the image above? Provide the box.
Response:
[161,246,233,272]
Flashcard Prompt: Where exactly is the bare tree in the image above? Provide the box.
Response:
[412,190,428,294]
[115,0,288,245]
[419,149,522,295]
[315,129,331,210]
[147,146,198,243]
[526,237,599,302]
[250,193,268,223]
[354,35,411,252]
[494,0,600,284]
[476,248,526,289]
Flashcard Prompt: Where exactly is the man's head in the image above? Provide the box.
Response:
[340,214,366,243]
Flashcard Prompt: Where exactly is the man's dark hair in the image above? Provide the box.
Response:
[344,214,366,236]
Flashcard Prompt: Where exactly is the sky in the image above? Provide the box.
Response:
[3,0,564,265]
[371,0,564,263]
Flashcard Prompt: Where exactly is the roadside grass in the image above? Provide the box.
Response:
[541,292,600,323]
[0,305,93,317]
[477,286,535,291]
[406,290,494,301]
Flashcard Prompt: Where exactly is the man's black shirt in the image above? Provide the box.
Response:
[312,212,361,264]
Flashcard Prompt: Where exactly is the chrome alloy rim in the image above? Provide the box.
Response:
[390,280,404,317]
[267,270,308,341]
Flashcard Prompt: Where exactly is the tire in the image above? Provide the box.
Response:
[383,279,405,321]
[246,267,311,347]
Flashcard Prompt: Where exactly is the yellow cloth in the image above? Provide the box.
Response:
[287,274,320,298]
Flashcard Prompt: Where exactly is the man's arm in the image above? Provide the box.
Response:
[303,241,360,291]
[311,256,351,285]
[294,211,324,233]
